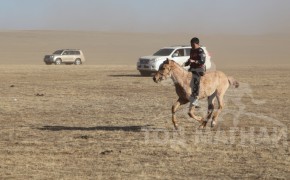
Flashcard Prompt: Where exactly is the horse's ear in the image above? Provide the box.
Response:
[166,58,173,65]
[164,58,170,64]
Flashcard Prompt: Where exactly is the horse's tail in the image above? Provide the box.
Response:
[228,76,239,88]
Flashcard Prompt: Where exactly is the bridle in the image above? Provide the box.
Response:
[158,64,176,76]
[158,63,190,88]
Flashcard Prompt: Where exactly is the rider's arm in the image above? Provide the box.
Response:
[184,59,191,67]
[183,49,194,67]
[196,48,206,65]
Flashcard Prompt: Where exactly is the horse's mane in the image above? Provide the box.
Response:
[168,60,183,70]
[169,60,190,75]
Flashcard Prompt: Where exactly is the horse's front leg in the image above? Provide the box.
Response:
[188,105,203,122]
[172,100,182,130]
[188,104,206,129]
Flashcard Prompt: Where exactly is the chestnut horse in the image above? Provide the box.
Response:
[153,59,239,129]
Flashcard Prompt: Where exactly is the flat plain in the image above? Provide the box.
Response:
[0,64,289,179]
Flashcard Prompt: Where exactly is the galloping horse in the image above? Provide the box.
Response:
[153,59,239,129]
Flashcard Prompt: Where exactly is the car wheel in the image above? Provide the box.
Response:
[139,71,152,76]
[55,59,62,65]
[75,59,82,65]
[45,62,52,65]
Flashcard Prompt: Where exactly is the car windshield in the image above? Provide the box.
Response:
[53,50,63,55]
[153,49,174,56]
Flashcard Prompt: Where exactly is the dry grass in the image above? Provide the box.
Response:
[0,65,289,179]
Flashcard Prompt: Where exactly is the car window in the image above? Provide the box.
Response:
[53,50,63,55]
[62,51,69,55]
[185,48,191,56]
[173,49,185,57]
[74,51,80,55]
[66,51,75,55]
[153,49,174,56]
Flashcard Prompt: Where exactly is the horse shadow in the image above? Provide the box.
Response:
[37,125,152,132]
[108,74,147,77]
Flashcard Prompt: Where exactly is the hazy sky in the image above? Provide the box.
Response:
[1,0,290,34]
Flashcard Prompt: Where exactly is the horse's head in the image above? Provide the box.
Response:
[153,59,174,83]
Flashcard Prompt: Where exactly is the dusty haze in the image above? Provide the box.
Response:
[1,0,290,66]
[0,31,289,66]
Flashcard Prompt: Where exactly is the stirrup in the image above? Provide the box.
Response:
[189,96,199,107]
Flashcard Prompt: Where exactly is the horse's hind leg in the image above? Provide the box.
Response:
[199,93,216,128]
[201,93,216,128]
[212,92,225,127]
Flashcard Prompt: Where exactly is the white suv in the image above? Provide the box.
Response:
[137,45,211,76]
[44,49,85,65]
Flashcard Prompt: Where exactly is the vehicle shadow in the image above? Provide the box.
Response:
[37,125,152,132]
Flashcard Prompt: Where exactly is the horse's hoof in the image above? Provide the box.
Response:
[197,118,204,123]
[199,121,207,129]
[211,121,216,128]
[198,125,206,130]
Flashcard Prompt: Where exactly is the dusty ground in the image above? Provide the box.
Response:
[0,65,289,179]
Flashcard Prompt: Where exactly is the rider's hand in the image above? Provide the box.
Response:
[189,59,196,63]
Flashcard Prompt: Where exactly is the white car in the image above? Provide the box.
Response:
[137,45,211,76]
[44,49,85,65]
